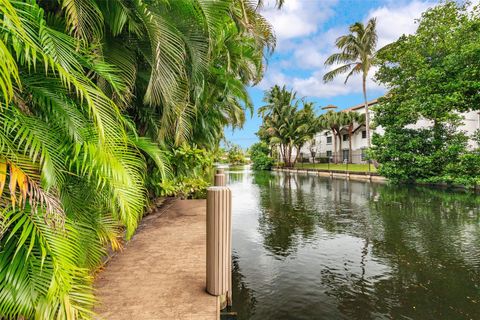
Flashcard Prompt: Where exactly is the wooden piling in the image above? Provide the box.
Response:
[206,186,232,306]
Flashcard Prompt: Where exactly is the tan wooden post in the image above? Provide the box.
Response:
[206,185,232,308]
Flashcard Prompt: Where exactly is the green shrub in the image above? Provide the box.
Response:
[252,152,274,170]
[151,144,214,199]
[433,151,480,188]
[158,176,210,199]
[250,142,274,170]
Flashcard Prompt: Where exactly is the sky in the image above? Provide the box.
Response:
[224,0,439,149]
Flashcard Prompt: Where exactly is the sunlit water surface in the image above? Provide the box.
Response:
[226,168,480,320]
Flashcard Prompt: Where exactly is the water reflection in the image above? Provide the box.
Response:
[227,253,256,319]
[229,170,480,320]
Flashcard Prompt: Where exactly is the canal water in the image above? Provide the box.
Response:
[226,168,480,320]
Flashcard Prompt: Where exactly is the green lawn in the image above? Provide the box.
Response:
[293,163,377,172]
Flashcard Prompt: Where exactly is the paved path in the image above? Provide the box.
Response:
[94,199,219,320]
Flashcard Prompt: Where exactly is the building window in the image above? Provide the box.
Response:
[343,134,348,141]
[342,149,349,162]
[326,150,332,158]
[362,130,367,139]
[326,136,332,144]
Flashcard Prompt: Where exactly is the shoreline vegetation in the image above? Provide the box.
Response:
[253,2,480,191]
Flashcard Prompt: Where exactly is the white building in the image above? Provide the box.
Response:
[294,99,480,164]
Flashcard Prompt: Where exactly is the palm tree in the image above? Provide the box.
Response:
[258,86,318,167]
[318,111,342,164]
[323,18,378,148]
[342,112,366,163]
[295,101,320,162]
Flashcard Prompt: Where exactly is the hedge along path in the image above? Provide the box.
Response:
[94,199,220,320]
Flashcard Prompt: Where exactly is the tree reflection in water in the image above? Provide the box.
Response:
[225,253,257,319]
[254,171,318,257]
[229,170,480,319]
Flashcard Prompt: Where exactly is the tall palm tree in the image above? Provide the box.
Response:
[323,18,378,148]
[295,101,320,162]
[342,111,366,163]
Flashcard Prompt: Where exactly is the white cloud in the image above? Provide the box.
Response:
[260,69,383,99]
[291,28,343,69]
[259,0,435,99]
[261,0,338,49]
[368,1,433,48]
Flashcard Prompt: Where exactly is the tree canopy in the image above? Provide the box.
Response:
[258,85,319,167]
[371,1,480,185]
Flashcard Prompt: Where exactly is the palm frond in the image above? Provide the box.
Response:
[323,63,355,83]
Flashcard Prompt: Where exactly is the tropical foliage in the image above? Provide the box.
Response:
[342,111,365,163]
[0,0,274,318]
[250,142,274,170]
[371,1,480,187]
[323,18,379,148]
[317,110,364,163]
[258,85,319,167]
[318,111,342,163]
[226,144,248,165]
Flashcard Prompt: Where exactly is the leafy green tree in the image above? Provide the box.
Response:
[372,1,480,185]
[473,130,480,148]
[373,127,468,182]
[227,144,247,165]
[250,142,274,170]
[323,18,379,148]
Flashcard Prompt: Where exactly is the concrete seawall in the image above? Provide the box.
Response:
[272,167,387,183]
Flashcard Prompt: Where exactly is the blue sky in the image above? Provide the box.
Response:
[224,0,437,149]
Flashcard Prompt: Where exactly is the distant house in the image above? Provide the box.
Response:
[293,99,480,164]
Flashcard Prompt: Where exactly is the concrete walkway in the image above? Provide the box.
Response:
[94,199,219,320]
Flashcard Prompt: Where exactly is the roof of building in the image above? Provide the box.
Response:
[342,98,379,112]
[321,104,339,110]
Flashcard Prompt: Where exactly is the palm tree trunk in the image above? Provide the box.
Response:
[287,144,293,167]
[285,144,290,167]
[338,131,342,163]
[332,129,337,164]
[349,126,353,163]
[363,76,371,148]
[293,145,300,164]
